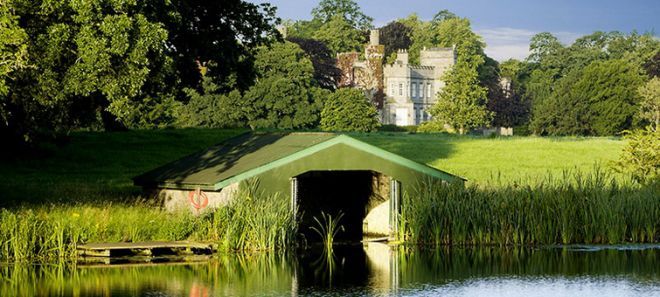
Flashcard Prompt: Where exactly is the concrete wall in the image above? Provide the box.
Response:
[156,182,239,213]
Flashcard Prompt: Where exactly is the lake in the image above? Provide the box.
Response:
[1,244,658,296]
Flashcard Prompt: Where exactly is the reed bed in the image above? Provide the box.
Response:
[0,181,297,263]
[402,170,659,246]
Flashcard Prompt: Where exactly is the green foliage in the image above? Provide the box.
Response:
[0,0,27,97]
[287,37,342,90]
[614,127,659,184]
[638,77,660,129]
[379,21,412,61]
[178,77,244,128]
[243,41,327,129]
[403,171,659,245]
[311,0,373,31]
[524,31,660,135]
[310,211,345,251]
[313,15,365,55]
[143,0,281,92]
[429,18,490,134]
[531,59,645,135]
[320,88,380,132]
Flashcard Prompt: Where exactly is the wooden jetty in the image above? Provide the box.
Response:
[77,241,216,258]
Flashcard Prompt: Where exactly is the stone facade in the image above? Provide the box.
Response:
[382,47,455,126]
[337,30,456,126]
[337,30,385,108]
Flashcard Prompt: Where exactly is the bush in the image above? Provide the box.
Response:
[320,88,380,132]
[613,127,659,183]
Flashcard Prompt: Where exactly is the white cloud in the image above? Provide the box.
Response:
[475,27,581,61]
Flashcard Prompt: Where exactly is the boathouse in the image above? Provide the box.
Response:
[133,132,464,240]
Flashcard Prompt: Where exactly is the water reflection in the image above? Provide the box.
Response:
[1,244,658,296]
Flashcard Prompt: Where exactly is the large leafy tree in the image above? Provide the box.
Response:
[379,21,412,64]
[488,59,530,128]
[140,0,281,92]
[429,18,491,134]
[313,15,365,55]
[320,88,380,132]
[287,37,341,90]
[242,42,327,130]
[4,0,169,143]
[0,0,27,97]
[531,59,645,135]
[638,77,660,130]
[311,0,373,31]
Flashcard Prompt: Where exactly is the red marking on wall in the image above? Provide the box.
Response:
[188,188,209,210]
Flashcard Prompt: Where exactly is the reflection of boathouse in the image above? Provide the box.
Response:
[134,132,464,240]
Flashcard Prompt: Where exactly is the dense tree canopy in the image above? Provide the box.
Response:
[243,42,327,130]
[320,88,380,132]
[313,15,365,55]
[531,59,645,135]
[638,77,660,130]
[379,21,412,64]
[141,0,281,92]
[311,0,373,31]
[287,37,341,90]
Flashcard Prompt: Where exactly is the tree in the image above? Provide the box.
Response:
[379,21,412,63]
[489,59,530,127]
[177,76,244,128]
[242,42,326,130]
[0,0,27,97]
[320,88,380,132]
[3,0,170,144]
[644,51,660,77]
[429,18,491,134]
[287,37,341,90]
[313,15,365,55]
[311,0,373,31]
[141,0,281,92]
[638,77,660,130]
[614,127,659,184]
[531,59,645,136]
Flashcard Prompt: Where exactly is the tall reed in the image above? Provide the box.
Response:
[402,169,659,246]
[0,179,297,263]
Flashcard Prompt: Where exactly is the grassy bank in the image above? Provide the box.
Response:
[355,133,625,184]
[403,170,659,245]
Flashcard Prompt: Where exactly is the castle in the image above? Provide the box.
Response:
[337,30,456,126]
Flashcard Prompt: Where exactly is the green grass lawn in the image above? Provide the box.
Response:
[0,129,625,206]
[354,133,625,184]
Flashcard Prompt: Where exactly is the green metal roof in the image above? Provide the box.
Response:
[134,132,464,190]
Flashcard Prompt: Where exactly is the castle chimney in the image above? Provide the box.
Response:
[369,29,380,46]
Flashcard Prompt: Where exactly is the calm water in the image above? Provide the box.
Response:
[1,244,659,296]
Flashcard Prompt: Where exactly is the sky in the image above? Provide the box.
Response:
[247,0,659,61]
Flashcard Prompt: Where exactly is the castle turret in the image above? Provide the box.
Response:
[369,29,380,46]
[395,49,409,65]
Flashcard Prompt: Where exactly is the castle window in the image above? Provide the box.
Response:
[416,83,421,99]
[399,83,403,96]
[427,83,432,98]
[412,82,417,98]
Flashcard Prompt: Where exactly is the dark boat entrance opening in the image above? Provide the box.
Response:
[293,170,395,243]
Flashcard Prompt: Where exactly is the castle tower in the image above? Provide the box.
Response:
[395,49,408,65]
[369,29,380,46]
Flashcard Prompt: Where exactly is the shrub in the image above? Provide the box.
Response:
[613,127,659,183]
[320,88,380,132]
